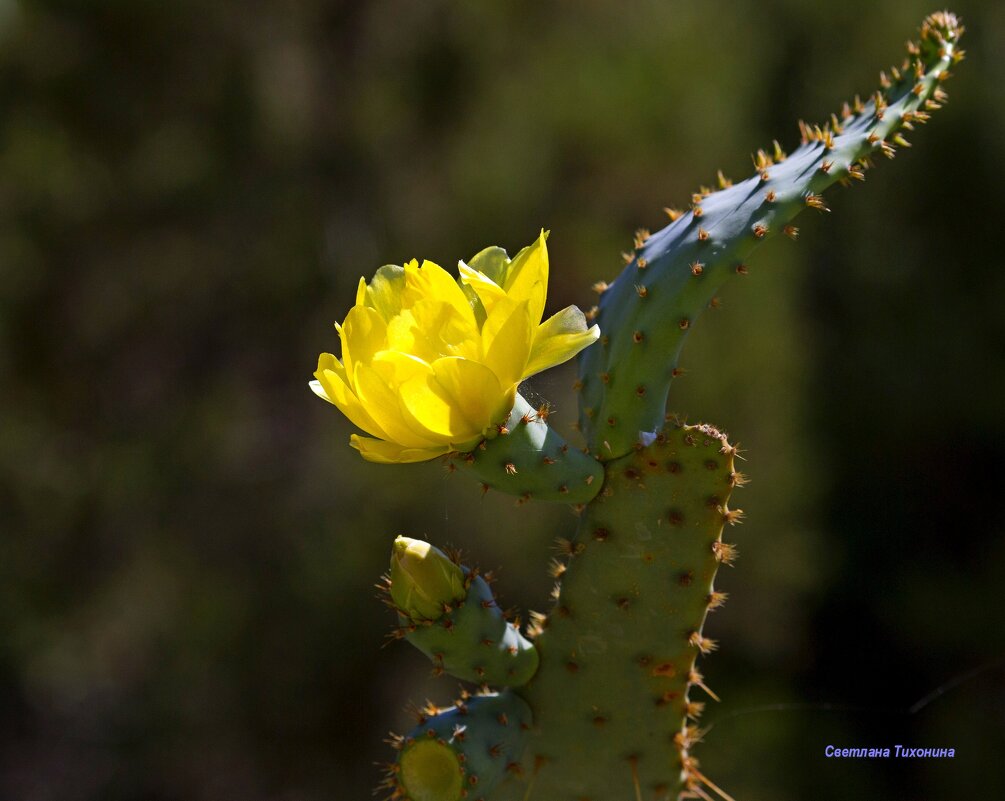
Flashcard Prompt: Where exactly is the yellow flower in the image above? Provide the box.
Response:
[311,231,600,463]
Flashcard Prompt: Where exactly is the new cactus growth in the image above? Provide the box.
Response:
[386,537,540,687]
[312,12,964,800]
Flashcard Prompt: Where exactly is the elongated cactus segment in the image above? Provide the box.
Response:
[388,538,540,687]
[449,394,604,504]
[578,11,964,459]
[384,691,533,801]
[492,424,740,799]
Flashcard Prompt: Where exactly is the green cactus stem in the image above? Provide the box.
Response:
[387,538,540,687]
[382,691,533,801]
[577,11,964,459]
[378,12,965,801]
[494,423,741,800]
[448,394,604,504]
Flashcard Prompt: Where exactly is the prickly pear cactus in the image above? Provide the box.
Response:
[310,12,964,801]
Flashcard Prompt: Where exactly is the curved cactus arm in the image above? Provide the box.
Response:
[387,537,540,687]
[449,393,604,504]
[382,690,533,801]
[577,12,964,459]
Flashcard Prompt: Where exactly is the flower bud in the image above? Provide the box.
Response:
[390,537,466,621]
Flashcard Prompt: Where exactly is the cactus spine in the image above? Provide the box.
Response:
[369,12,964,801]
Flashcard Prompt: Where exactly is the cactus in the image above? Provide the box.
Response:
[312,12,964,801]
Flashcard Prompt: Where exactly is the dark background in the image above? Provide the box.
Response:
[1,2,1003,799]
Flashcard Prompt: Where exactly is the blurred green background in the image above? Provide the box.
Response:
[1,1,1002,799]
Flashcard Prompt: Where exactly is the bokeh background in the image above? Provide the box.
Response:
[2,1,1003,799]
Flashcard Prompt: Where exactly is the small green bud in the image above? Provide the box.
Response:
[390,537,466,621]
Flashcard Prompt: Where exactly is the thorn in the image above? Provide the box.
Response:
[637,257,648,269]
[689,670,721,702]
[622,251,634,264]
[690,262,704,276]
[711,540,738,565]
[752,223,767,239]
[707,591,728,610]
[819,160,833,174]
[783,225,799,241]
[635,284,648,298]
[735,263,748,275]
[697,227,709,241]
[504,462,517,475]
[716,169,732,189]
[634,228,650,249]
[685,700,706,720]
[664,206,683,221]
[764,190,776,203]
[805,193,829,212]
[628,755,643,801]
[688,631,717,654]
[772,139,787,161]
[721,507,745,526]
[633,330,645,343]
[592,280,609,294]
[678,317,690,330]
[692,205,703,218]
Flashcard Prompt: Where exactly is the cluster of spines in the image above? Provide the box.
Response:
[447,393,604,505]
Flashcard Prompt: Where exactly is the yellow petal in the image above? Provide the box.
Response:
[353,361,443,449]
[340,305,388,379]
[402,259,476,330]
[502,230,548,324]
[523,306,601,378]
[481,296,533,388]
[312,354,391,440]
[385,299,481,363]
[458,261,507,318]
[351,435,450,464]
[397,357,507,443]
[431,357,512,445]
[465,245,510,287]
[362,264,406,321]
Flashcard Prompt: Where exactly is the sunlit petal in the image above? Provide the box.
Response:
[312,356,391,442]
[351,435,450,464]
[353,361,442,449]
[340,305,387,379]
[501,230,548,325]
[481,297,533,388]
[524,306,601,378]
